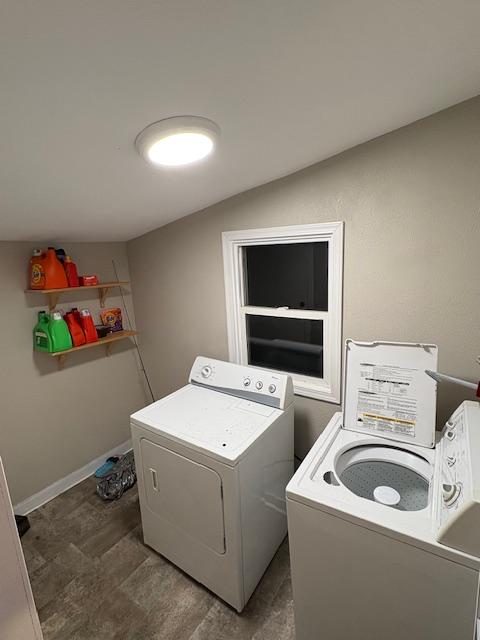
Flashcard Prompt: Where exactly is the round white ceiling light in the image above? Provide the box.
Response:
[135,116,220,167]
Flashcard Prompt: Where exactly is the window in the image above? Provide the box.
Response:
[222,222,343,403]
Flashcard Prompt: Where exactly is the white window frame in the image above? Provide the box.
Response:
[222,221,344,403]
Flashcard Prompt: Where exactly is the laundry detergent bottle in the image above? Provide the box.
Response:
[29,249,46,289]
[79,309,98,343]
[71,307,82,324]
[33,311,53,352]
[64,255,79,287]
[65,311,86,347]
[44,247,68,289]
[48,312,73,352]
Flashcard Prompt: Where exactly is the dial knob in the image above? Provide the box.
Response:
[442,483,461,506]
[243,377,251,387]
[201,365,212,378]
[255,381,263,390]
[268,384,276,394]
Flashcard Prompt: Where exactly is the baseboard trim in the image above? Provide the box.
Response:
[14,439,132,516]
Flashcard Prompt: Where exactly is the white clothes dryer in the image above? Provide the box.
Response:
[287,340,480,640]
[131,356,294,612]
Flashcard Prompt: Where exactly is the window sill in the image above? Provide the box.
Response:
[291,376,341,404]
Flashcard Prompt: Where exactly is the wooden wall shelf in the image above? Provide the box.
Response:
[46,330,138,369]
[26,282,130,310]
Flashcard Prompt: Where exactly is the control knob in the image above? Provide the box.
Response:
[243,377,251,387]
[255,381,263,390]
[201,365,212,379]
[442,483,461,506]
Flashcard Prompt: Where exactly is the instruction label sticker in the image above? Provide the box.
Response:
[356,364,420,437]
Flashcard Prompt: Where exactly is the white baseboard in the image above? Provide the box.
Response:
[14,439,132,516]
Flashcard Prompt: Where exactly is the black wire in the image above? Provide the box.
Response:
[112,260,155,404]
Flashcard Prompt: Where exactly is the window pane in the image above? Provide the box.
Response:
[244,242,328,311]
[246,315,324,378]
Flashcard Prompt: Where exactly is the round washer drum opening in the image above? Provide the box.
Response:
[340,460,429,511]
[334,444,432,512]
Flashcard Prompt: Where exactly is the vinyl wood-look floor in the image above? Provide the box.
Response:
[21,476,295,640]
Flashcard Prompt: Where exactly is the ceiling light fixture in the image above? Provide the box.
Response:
[135,116,220,167]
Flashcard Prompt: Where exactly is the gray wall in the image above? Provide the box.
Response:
[0,242,146,504]
[128,97,480,458]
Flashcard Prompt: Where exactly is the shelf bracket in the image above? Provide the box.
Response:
[48,292,61,311]
[57,354,67,370]
[99,286,111,308]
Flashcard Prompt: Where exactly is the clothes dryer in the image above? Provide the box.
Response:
[131,356,294,611]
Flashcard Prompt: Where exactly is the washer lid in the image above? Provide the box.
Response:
[343,341,438,448]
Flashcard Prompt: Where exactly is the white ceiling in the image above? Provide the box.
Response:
[1,1,480,242]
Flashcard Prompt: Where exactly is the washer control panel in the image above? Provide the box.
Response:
[189,356,294,410]
[435,401,480,557]
[438,413,467,513]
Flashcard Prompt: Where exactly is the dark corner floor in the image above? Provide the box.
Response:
[21,476,295,640]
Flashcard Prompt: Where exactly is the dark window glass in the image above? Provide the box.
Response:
[247,316,324,378]
[244,242,328,311]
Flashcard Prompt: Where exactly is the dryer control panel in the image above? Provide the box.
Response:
[435,401,480,557]
[189,356,294,410]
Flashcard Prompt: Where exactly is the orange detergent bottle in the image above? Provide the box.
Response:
[29,249,46,289]
[71,308,82,325]
[65,312,86,347]
[44,247,68,289]
[79,309,98,343]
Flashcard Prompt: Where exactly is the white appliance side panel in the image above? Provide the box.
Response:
[287,498,479,640]
[239,404,294,603]
[344,340,438,448]
[436,402,480,557]
[0,458,43,640]
[132,424,244,611]
[140,439,225,554]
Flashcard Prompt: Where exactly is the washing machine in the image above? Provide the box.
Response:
[287,340,480,640]
[131,356,294,612]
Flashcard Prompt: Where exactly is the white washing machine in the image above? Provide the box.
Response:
[287,340,480,640]
[131,356,294,612]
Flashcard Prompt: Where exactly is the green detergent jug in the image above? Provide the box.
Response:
[49,311,73,352]
[33,311,53,352]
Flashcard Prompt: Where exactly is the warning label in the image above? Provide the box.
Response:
[356,364,420,437]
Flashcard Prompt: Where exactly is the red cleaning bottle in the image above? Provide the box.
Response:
[64,256,79,287]
[64,312,86,347]
[44,247,68,289]
[79,309,98,343]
